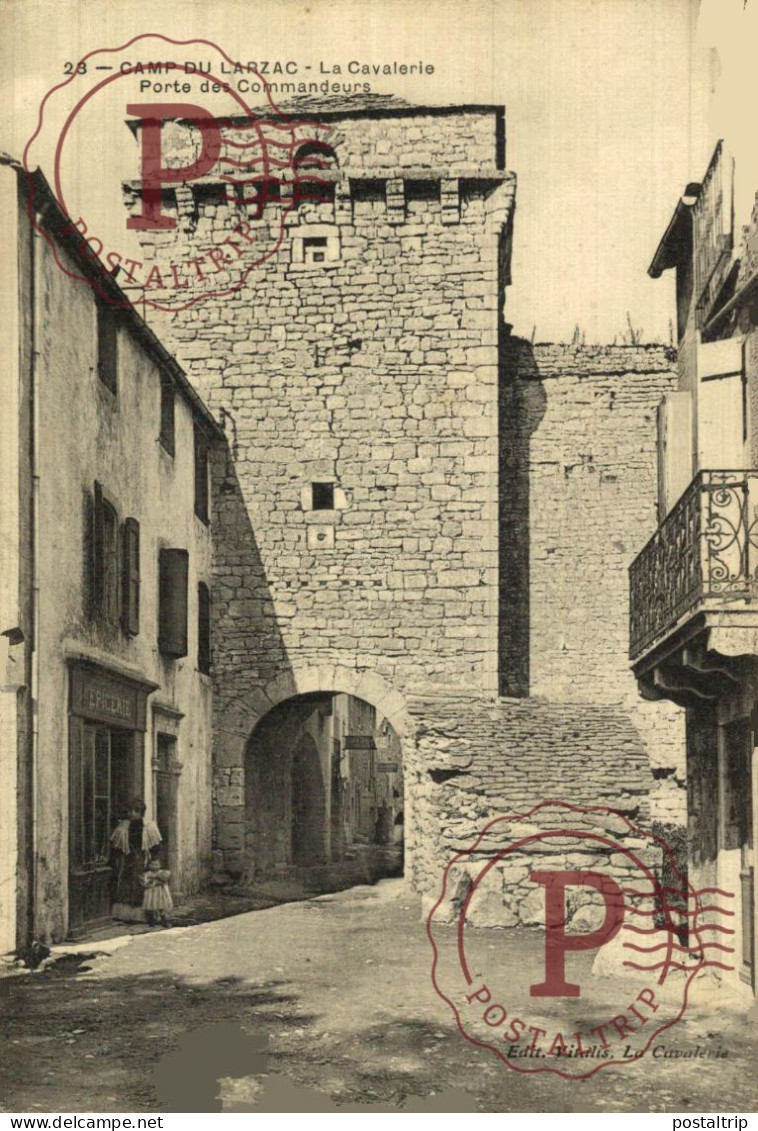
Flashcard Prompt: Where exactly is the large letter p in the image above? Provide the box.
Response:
[127,103,223,231]
[529,870,625,998]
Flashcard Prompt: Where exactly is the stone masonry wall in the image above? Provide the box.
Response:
[131,106,514,874]
[410,694,659,924]
[128,106,686,890]
[499,341,686,825]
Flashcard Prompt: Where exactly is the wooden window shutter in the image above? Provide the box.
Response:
[97,304,118,393]
[198,582,211,674]
[158,548,189,657]
[194,423,209,523]
[121,518,140,636]
[160,379,175,455]
[656,392,692,519]
[92,481,105,616]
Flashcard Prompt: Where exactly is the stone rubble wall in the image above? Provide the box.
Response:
[144,103,503,187]
[408,694,660,919]
[423,802,662,933]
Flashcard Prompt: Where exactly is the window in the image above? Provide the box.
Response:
[293,142,337,207]
[198,582,211,674]
[158,548,189,658]
[73,726,135,869]
[303,237,328,264]
[97,303,118,394]
[294,141,338,174]
[311,482,335,510]
[194,423,210,523]
[155,732,176,773]
[92,482,120,626]
[351,180,385,204]
[192,182,229,208]
[291,224,341,266]
[121,517,140,636]
[160,378,175,455]
[91,485,140,634]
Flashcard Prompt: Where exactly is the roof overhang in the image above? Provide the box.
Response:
[648,183,701,279]
[1,154,225,443]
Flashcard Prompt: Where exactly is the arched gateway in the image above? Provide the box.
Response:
[245,691,405,890]
[214,667,412,892]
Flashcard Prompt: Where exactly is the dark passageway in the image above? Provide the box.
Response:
[244,692,403,892]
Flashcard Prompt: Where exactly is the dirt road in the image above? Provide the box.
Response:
[1,881,754,1113]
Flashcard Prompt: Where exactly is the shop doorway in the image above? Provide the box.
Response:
[68,721,141,931]
[154,733,179,888]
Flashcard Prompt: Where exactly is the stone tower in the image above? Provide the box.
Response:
[127,98,515,882]
[126,97,683,904]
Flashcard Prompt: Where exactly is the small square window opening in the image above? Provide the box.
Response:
[311,482,335,510]
[304,237,328,265]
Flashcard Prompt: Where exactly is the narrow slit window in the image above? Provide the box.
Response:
[160,378,175,455]
[194,424,210,524]
[97,303,118,394]
[198,582,211,674]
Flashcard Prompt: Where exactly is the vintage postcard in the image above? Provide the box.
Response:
[0,0,756,1119]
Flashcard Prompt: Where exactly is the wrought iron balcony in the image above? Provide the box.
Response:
[629,470,758,660]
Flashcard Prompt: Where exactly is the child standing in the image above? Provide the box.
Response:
[142,857,173,927]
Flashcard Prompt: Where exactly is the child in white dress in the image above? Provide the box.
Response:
[142,857,173,927]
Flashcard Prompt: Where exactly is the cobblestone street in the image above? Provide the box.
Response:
[1,881,754,1113]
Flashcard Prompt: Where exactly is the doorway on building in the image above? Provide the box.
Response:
[68,721,141,931]
[244,692,404,890]
[154,732,179,892]
[290,733,327,866]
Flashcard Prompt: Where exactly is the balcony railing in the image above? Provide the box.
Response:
[629,470,758,660]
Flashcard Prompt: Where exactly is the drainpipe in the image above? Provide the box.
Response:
[29,222,42,946]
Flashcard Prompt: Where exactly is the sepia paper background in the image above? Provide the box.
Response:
[1,0,755,1117]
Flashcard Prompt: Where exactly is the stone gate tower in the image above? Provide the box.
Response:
[125,97,683,905]
[127,98,515,879]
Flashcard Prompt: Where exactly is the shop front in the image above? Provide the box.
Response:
[67,662,157,933]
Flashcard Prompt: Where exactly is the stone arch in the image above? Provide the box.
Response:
[238,667,415,887]
[293,141,339,207]
[293,141,339,172]
[260,666,412,740]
